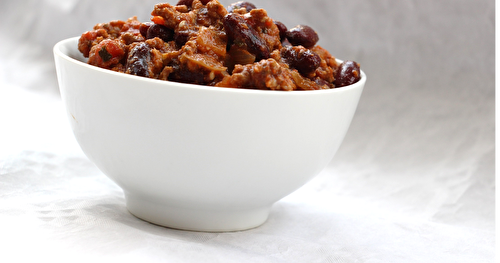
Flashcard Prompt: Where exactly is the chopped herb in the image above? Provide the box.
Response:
[235,40,245,48]
[99,46,112,62]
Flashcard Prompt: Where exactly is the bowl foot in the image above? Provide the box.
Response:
[124,193,271,232]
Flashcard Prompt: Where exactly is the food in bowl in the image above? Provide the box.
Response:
[54,36,365,231]
[77,0,361,91]
[54,0,366,232]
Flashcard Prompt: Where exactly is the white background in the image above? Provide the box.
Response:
[0,0,494,262]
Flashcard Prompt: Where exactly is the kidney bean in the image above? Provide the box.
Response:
[177,0,192,6]
[334,61,361,87]
[126,43,151,77]
[281,46,321,75]
[227,1,256,13]
[174,28,197,47]
[177,0,211,6]
[315,77,333,89]
[147,24,174,42]
[286,25,319,48]
[296,50,321,75]
[281,38,292,47]
[169,66,206,84]
[274,21,287,42]
[139,22,153,38]
[223,13,270,60]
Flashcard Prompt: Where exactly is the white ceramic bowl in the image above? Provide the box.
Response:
[53,37,366,232]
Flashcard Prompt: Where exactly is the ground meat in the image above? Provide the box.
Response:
[216,58,295,90]
[120,18,145,45]
[311,45,338,83]
[243,9,281,54]
[78,29,107,57]
[217,49,329,90]
[77,0,361,90]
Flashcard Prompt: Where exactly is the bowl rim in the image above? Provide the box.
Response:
[54,37,366,96]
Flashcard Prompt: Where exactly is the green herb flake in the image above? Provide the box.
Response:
[99,46,112,62]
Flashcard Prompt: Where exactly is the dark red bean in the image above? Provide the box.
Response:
[177,0,192,6]
[174,28,197,47]
[315,77,333,89]
[177,0,210,6]
[126,43,151,77]
[139,22,153,38]
[227,1,256,13]
[281,46,321,75]
[274,21,287,41]
[281,38,292,47]
[296,50,321,75]
[147,24,174,42]
[286,25,319,48]
[223,13,270,60]
[169,65,206,84]
[334,61,361,87]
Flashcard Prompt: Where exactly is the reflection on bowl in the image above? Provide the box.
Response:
[54,37,366,232]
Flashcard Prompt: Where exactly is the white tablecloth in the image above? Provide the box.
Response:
[0,0,494,262]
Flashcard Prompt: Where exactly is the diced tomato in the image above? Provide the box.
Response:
[88,39,125,68]
[151,16,165,25]
[103,40,125,58]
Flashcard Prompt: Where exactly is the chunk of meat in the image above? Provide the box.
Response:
[216,58,295,90]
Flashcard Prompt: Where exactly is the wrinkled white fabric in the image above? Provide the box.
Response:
[0,0,494,262]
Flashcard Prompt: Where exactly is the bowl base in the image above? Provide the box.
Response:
[124,193,271,232]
